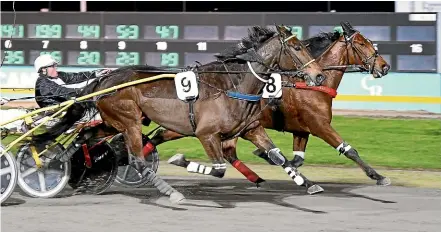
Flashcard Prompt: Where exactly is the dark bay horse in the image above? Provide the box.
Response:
[149,22,392,191]
[32,25,327,202]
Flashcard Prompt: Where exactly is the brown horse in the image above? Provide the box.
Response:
[149,22,392,190]
[32,25,328,202]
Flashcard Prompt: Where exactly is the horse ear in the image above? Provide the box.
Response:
[340,21,357,37]
[276,24,291,37]
[275,25,283,33]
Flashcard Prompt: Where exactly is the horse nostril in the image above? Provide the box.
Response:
[382,64,390,73]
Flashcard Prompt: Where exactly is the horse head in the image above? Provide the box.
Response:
[273,24,327,86]
[341,21,390,78]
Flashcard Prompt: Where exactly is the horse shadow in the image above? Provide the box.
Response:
[1,197,26,207]
[99,178,397,213]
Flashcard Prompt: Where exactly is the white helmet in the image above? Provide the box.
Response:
[34,54,58,72]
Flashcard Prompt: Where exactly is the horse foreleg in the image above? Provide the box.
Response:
[291,132,310,168]
[311,124,391,186]
[242,125,323,194]
[222,138,265,185]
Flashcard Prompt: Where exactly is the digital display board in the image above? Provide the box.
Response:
[0,12,438,73]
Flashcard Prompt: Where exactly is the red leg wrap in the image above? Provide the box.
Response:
[142,142,155,157]
[232,160,260,183]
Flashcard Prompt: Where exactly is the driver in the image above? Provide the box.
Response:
[34,54,112,108]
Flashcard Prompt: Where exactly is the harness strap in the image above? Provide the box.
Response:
[186,97,197,134]
[226,91,262,102]
[283,82,338,98]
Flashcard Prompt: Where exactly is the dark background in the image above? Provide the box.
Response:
[1,1,395,12]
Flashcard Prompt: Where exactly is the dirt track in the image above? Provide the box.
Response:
[2,177,441,232]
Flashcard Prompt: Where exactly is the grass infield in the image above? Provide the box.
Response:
[2,115,440,170]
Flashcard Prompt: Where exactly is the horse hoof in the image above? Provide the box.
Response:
[377,177,391,186]
[167,154,188,168]
[169,191,186,204]
[307,184,324,195]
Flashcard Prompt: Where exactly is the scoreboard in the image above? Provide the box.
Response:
[0,12,438,73]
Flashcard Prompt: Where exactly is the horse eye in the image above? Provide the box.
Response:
[294,45,301,51]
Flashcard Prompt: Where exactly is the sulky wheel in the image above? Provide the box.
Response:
[68,139,118,195]
[16,142,71,198]
[110,133,159,188]
[1,144,18,204]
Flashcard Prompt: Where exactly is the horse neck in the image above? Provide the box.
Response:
[238,62,270,95]
[316,38,348,90]
[236,40,280,95]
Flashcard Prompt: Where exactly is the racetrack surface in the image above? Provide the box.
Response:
[2,177,440,232]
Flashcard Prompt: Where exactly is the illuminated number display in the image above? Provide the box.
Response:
[105,52,140,66]
[68,51,100,65]
[2,51,25,64]
[161,53,179,66]
[30,50,62,64]
[144,25,179,39]
[0,24,24,38]
[155,25,179,39]
[41,51,62,63]
[105,25,139,39]
[66,24,100,39]
[145,52,179,67]
[28,24,62,38]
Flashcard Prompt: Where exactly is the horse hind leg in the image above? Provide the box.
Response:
[291,132,310,168]
[99,102,186,203]
[168,138,264,185]
[123,123,186,204]
[170,133,227,178]
[150,128,187,146]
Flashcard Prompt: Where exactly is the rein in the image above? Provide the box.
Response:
[282,81,337,98]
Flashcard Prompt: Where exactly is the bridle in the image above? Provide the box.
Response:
[325,31,380,75]
[247,32,322,86]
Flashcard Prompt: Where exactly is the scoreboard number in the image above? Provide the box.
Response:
[42,40,49,49]
[410,44,423,53]
[80,41,88,49]
[197,42,207,51]
[118,41,126,50]
[4,40,12,48]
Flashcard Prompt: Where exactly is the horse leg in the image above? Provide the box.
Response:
[222,138,265,185]
[169,133,227,178]
[150,128,186,147]
[291,132,310,168]
[98,102,186,203]
[167,135,264,183]
[242,125,324,194]
[311,124,390,186]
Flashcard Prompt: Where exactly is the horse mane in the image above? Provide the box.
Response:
[214,26,277,61]
[302,31,341,58]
